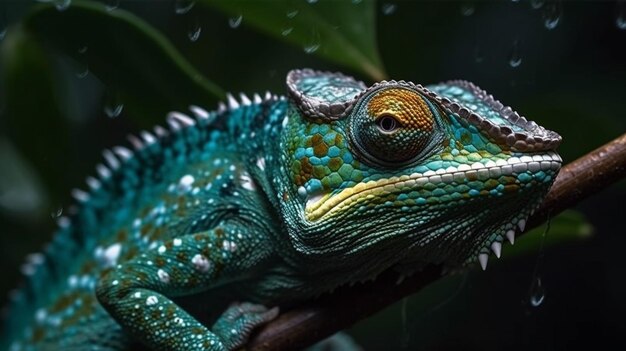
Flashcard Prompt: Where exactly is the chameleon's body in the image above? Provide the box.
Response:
[1,70,561,351]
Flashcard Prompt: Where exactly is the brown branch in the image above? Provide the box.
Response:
[247,133,626,351]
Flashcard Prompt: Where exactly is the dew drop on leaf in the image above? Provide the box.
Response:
[188,18,201,42]
[460,3,475,17]
[104,91,124,118]
[306,0,319,3]
[281,27,293,36]
[508,40,522,68]
[352,0,363,4]
[617,1,626,30]
[174,0,195,15]
[381,3,397,16]
[542,0,562,30]
[529,277,545,307]
[228,15,242,29]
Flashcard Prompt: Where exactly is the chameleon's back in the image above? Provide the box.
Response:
[1,94,289,350]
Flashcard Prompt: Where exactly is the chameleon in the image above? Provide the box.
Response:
[0,69,562,350]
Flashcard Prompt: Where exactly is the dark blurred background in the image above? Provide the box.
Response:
[0,0,624,350]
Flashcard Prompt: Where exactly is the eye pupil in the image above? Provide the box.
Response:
[377,115,398,132]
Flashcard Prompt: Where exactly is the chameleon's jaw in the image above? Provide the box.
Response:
[304,151,562,222]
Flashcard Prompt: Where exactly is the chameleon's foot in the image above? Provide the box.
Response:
[212,302,279,350]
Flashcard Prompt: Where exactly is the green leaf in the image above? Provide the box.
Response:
[22,1,224,124]
[203,0,387,81]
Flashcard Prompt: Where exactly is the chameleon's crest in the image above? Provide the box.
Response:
[427,80,562,152]
[287,69,367,121]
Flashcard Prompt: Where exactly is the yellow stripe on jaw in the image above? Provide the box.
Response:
[303,152,562,222]
[304,175,414,221]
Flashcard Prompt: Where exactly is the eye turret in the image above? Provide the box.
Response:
[349,87,444,166]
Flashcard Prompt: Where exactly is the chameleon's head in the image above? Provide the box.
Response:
[278,69,561,271]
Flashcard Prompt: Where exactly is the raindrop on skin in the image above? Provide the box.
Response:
[174,0,195,15]
[228,15,242,29]
[381,3,397,16]
[542,0,562,30]
[508,40,522,68]
[529,277,545,307]
[617,1,626,30]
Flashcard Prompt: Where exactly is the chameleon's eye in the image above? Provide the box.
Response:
[376,114,401,133]
[349,87,444,166]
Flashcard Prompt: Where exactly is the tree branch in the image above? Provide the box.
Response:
[247,133,626,351]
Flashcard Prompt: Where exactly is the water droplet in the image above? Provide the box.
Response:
[54,0,71,11]
[105,0,119,11]
[617,1,626,30]
[352,0,363,4]
[529,277,545,307]
[542,0,562,30]
[306,0,319,3]
[304,43,320,54]
[473,45,484,63]
[281,27,293,36]
[508,40,522,68]
[460,3,475,16]
[530,0,544,9]
[286,9,298,19]
[50,206,63,218]
[188,18,201,42]
[0,4,6,42]
[304,30,320,54]
[381,3,397,16]
[104,91,124,118]
[75,44,89,78]
[174,0,195,15]
[228,15,242,29]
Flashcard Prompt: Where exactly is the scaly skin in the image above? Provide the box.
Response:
[0,69,562,350]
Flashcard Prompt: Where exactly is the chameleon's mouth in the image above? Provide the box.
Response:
[304,151,562,221]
